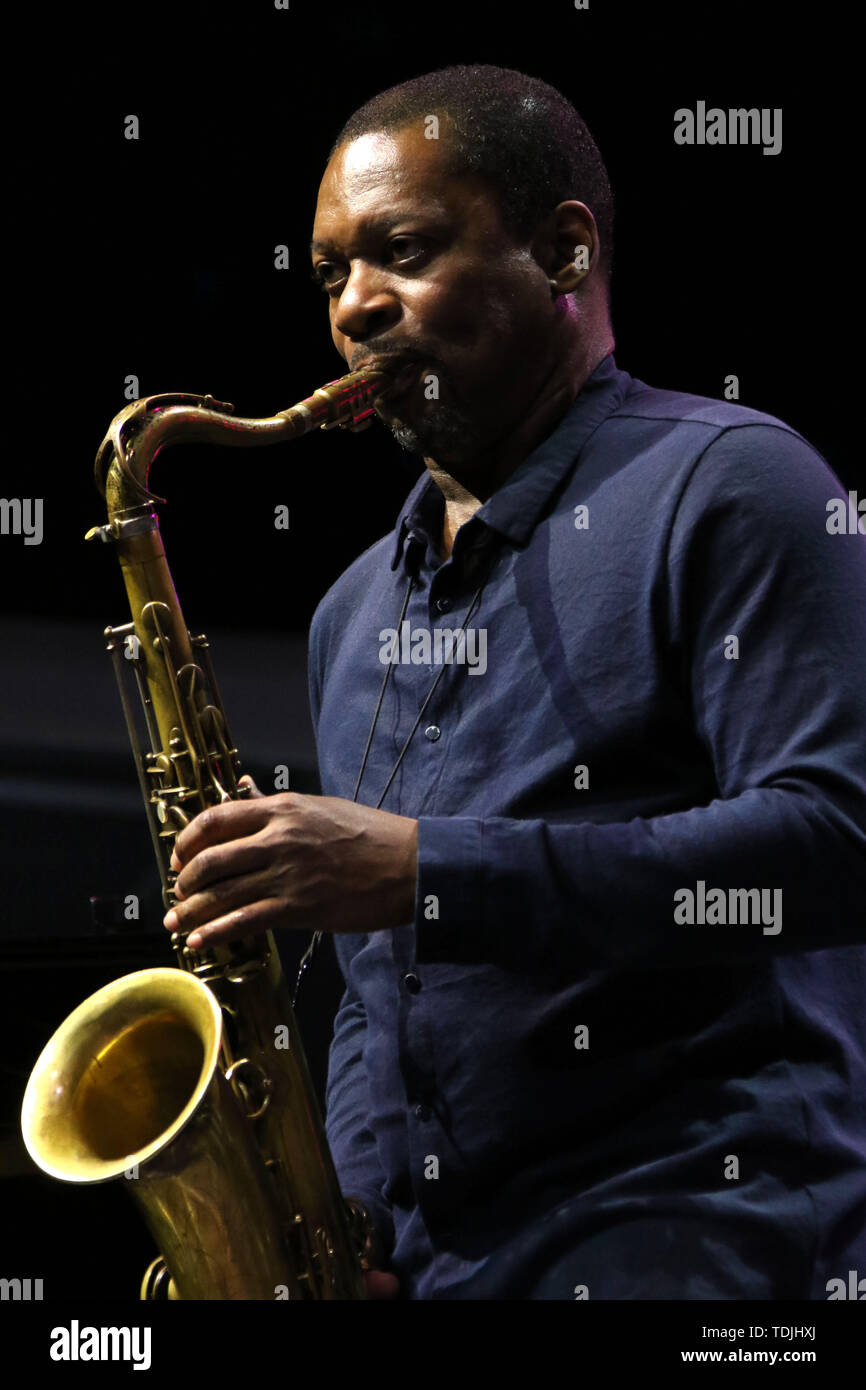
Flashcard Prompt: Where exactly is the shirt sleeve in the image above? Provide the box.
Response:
[415,423,866,971]
[324,971,396,1265]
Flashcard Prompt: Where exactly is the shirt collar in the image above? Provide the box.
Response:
[390,351,633,571]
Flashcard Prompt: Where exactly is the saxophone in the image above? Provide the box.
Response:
[20,368,394,1300]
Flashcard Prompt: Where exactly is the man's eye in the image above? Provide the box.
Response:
[309,265,345,294]
[309,239,429,296]
[389,237,427,263]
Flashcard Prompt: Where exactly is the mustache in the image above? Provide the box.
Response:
[350,346,439,373]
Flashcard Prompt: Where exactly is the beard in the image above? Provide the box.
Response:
[382,398,488,464]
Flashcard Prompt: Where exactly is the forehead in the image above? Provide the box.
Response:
[312,127,493,247]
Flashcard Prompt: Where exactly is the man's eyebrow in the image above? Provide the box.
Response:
[309,222,385,258]
[309,209,448,260]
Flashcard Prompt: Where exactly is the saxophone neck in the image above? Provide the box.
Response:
[93,369,393,520]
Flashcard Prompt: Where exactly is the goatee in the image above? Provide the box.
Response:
[385,403,487,463]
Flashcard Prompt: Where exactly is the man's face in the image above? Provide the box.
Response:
[311,122,560,467]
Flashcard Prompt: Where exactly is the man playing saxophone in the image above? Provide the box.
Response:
[163,66,866,1300]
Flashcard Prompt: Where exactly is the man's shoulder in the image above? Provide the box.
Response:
[610,379,846,552]
[616,375,807,443]
[578,370,842,542]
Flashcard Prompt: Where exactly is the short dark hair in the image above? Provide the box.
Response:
[329,64,615,289]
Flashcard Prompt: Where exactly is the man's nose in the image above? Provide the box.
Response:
[333,263,401,341]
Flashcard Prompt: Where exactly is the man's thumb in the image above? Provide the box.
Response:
[364,1268,400,1300]
[239,775,264,799]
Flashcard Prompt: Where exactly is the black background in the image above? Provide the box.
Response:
[1,0,860,1313]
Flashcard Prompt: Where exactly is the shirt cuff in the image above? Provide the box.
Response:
[414,815,485,963]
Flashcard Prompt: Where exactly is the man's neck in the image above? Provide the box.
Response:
[434,481,486,562]
[429,338,613,561]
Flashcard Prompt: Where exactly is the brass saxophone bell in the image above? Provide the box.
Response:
[21,967,301,1300]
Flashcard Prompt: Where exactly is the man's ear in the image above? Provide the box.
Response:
[544,201,599,293]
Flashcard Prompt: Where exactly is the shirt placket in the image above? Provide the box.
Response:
[387,538,481,1238]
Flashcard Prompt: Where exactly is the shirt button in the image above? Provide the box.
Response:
[414,1103,432,1120]
[424,725,441,741]
[436,597,451,612]
[404,972,422,993]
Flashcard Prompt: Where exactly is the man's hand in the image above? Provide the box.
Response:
[163,777,418,950]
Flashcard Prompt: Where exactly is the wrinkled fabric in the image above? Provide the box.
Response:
[308,353,866,1299]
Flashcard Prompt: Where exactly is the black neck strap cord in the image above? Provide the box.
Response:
[292,564,487,1005]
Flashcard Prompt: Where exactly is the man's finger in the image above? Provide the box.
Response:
[183,898,282,951]
[173,837,269,901]
[170,796,286,870]
[164,867,278,936]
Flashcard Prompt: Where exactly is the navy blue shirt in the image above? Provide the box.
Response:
[308,352,866,1300]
